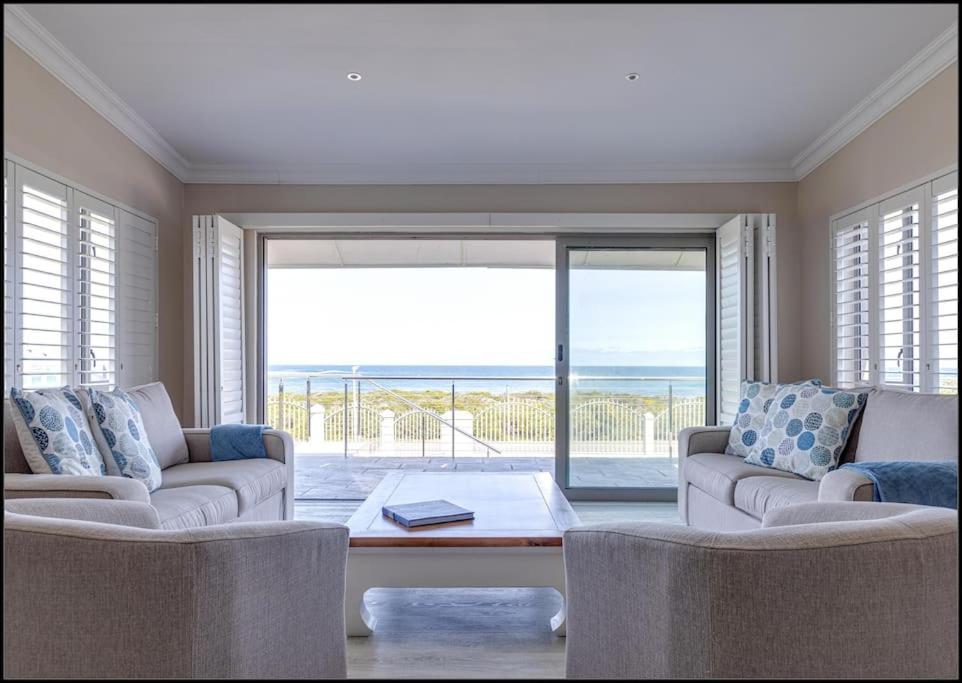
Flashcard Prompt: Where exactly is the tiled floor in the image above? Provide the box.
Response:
[294,453,678,499]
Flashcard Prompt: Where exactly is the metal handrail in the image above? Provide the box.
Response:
[357,377,501,455]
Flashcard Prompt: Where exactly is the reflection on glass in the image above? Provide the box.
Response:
[568,249,707,488]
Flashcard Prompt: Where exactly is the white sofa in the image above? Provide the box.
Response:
[678,387,959,530]
[4,382,295,528]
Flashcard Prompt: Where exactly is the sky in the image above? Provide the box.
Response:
[267,266,706,367]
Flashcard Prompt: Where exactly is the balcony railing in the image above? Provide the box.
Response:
[266,372,706,459]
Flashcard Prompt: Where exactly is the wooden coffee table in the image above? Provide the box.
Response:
[344,471,580,637]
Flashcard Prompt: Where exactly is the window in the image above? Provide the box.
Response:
[831,171,958,394]
[4,159,158,391]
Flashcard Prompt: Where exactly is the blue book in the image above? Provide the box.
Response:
[382,500,475,528]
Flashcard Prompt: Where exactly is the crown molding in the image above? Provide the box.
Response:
[791,22,958,181]
[183,161,797,185]
[5,4,956,186]
[3,4,191,181]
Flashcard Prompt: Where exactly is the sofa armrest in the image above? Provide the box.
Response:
[3,473,150,504]
[182,428,293,465]
[818,467,876,502]
[762,501,931,528]
[4,498,160,529]
[678,425,731,458]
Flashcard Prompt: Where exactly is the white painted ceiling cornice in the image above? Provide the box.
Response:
[4,5,957,185]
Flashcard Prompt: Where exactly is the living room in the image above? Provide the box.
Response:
[3,3,958,679]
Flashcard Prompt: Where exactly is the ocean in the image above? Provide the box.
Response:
[268,364,706,397]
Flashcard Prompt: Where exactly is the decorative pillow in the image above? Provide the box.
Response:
[745,384,869,480]
[726,379,822,458]
[84,387,162,492]
[8,387,106,476]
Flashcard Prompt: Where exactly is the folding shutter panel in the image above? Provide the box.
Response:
[4,161,16,392]
[716,214,753,425]
[74,191,117,388]
[877,187,924,391]
[928,172,958,394]
[831,208,874,388]
[117,210,158,388]
[192,215,214,426]
[752,214,777,383]
[214,216,245,424]
[16,167,73,389]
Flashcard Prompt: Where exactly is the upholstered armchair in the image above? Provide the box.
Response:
[563,502,958,679]
[3,499,349,679]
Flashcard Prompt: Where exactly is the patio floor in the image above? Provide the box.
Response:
[294,453,679,499]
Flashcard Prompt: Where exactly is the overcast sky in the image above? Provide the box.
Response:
[267,267,705,367]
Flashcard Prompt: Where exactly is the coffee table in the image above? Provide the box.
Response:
[344,471,580,637]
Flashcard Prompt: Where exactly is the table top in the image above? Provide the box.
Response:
[346,472,581,547]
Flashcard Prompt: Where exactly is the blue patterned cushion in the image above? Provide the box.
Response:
[746,384,869,480]
[84,387,162,492]
[726,379,822,458]
[8,387,106,476]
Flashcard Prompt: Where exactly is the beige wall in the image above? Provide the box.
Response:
[797,64,959,382]
[3,39,187,419]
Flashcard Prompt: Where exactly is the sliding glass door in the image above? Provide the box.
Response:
[555,236,716,500]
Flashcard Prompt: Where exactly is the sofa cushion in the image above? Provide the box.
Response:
[125,382,188,470]
[734,475,819,519]
[8,387,106,476]
[684,453,800,505]
[149,485,238,529]
[158,459,286,514]
[83,387,163,492]
[854,389,959,463]
[746,385,869,480]
[727,379,821,458]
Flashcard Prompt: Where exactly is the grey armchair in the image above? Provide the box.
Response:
[3,499,349,679]
[563,502,958,679]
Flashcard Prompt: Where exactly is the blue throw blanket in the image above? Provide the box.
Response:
[841,461,958,509]
[210,423,268,461]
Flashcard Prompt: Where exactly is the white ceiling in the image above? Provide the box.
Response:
[266,238,706,270]
[9,3,959,184]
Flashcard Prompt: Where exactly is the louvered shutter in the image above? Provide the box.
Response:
[16,167,73,389]
[117,209,158,388]
[215,216,245,424]
[832,208,874,388]
[4,161,16,392]
[74,191,117,388]
[928,172,958,394]
[877,188,924,391]
[716,214,753,425]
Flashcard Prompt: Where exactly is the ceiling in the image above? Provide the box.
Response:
[8,3,959,184]
[266,238,706,270]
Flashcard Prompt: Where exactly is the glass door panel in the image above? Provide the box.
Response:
[556,238,714,499]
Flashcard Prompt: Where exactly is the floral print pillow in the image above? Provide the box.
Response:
[84,387,162,492]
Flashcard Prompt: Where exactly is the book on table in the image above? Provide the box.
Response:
[382,500,475,528]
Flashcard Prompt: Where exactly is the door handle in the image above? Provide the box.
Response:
[557,344,564,362]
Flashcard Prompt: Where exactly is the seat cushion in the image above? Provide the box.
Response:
[684,453,800,504]
[125,382,188,470]
[149,485,238,529]
[854,389,959,463]
[733,475,819,519]
[159,459,286,515]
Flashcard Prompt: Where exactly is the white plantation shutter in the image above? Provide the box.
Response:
[117,209,158,387]
[16,167,73,389]
[928,172,958,394]
[716,214,753,424]
[215,216,245,424]
[193,215,246,426]
[74,191,117,388]
[4,161,16,393]
[752,214,777,383]
[877,188,924,391]
[832,208,874,388]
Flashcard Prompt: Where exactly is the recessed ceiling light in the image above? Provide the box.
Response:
[347,72,362,81]
[625,73,640,81]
